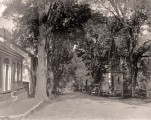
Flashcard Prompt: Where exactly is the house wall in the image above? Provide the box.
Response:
[101,56,123,96]
[101,73,111,92]
[102,72,123,94]
[9,44,32,83]
[111,73,123,93]
[9,43,36,96]
[0,44,26,102]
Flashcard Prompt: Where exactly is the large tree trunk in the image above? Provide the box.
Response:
[53,72,61,94]
[123,56,135,98]
[47,71,54,98]
[35,0,51,100]
[53,74,57,94]
[146,79,150,98]
[35,40,48,100]
[47,50,54,97]
[131,70,135,97]
[131,62,138,97]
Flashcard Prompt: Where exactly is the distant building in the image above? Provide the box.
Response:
[101,56,124,97]
[102,49,151,97]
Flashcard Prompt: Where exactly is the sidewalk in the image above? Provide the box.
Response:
[0,98,43,120]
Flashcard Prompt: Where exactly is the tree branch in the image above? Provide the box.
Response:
[98,0,121,22]
[135,40,151,58]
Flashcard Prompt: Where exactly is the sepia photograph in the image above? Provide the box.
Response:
[0,0,151,120]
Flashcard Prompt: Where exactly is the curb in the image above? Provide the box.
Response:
[0,100,44,120]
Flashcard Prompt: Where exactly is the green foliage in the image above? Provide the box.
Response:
[98,0,151,96]
[107,17,123,35]
[3,0,92,95]
[75,12,111,83]
[68,53,93,91]
[47,0,91,33]
[3,0,91,50]
[74,54,92,81]
[139,59,148,75]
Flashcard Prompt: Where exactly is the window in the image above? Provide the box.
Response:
[3,58,11,91]
[111,76,114,90]
[12,62,21,82]
[12,62,16,82]
[12,62,17,82]
[17,63,21,81]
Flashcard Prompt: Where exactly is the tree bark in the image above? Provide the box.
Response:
[53,74,58,94]
[35,0,51,100]
[35,39,48,100]
[131,62,138,97]
[146,79,150,98]
[47,50,54,97]
[48,71,54,98]
[131,70,135,97]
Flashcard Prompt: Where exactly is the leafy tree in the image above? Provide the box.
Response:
[76,12,111,84]
[95,0,151,96]
[47,39,73,95]
[3,0,91,99]
[73,53,93,90]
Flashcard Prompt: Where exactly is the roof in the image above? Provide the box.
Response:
[0,40,24,60]
[0,35,35,57]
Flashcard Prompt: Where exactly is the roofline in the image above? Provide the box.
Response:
[0,35,36,57]
[0,42,24,60]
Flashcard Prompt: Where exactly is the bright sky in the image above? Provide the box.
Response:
[0,1,14,30]
[0,4,5,17]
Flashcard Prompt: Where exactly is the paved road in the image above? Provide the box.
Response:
[25,92,151,120]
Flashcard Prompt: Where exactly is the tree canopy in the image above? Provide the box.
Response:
[3,0,92,99]
[3,0,151,98]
